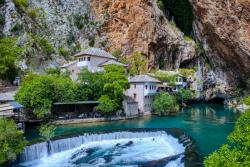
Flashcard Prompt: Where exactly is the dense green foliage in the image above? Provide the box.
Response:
[152,71,178,85]
[179,68,196,76]
[94,95,117,115]
[153,92,179,116]
[243,96,250,106]
[95,65,129,115]
[39,124,56,141]
[128,51,148,76]
[77,68,105,101]
[15,74,77,118]
[163,0,194,35]
[13,0,28,9]
[175,88,194,103]
[0,37,23,82]
[0,118,27,164]
[204,109,250,167]
[45,67,61,76]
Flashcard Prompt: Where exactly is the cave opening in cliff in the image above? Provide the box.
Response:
[206,97,225,104]
[160,0,194,36]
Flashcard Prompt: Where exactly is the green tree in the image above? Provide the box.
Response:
[0,118,27,164]
[45,67,61,76]
[95,65,129,115]
[94,95,117,116]
[103,65,130,102]
[129,51,148,76]
[0,37,23,82]
[153,92,179,116]
[39,124,56,141]
[15,74,77,118]
[77,68,104,100]
[175,88,193,103]
[204,109,250,167]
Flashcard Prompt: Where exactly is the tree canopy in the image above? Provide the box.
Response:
[77,68,104,101]
[204,109,250,167]
[153,92,179,116]
[15,74,78,118]
[0,118,27,164]
[95,65,129,115]
[39,124,56,141]
[0,37,23,82]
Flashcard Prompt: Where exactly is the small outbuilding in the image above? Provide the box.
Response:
[52,101,100,119]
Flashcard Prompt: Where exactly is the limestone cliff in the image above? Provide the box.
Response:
[190,0,250,90]
[91,0,196,70]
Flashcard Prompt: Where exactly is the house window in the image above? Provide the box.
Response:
[134,84,136,89]
[79,58,81,62]
[83,57,86,61]
[145,85,148,89]
[133,93,137,99]
[88,57,91,61]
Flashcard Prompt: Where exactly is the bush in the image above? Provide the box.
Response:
[10,23,22,32]
[243,96,250,106]
[40,38,54,55]
[0,14,4,25]
[175,88,194,103]
[0,37,23,82]
[129,51,149,76]
[204,109,250,167]
[39,124,56,141]
[15,74,78,119]
[26,8,37,20]
[13,0,28,8]
[0,118,27,164]
[59,47,69,59]
[153,92,179,116]
[95,95,117,115]
[157,0,164,11]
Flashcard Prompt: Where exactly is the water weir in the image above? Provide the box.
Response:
[16,129,202,167]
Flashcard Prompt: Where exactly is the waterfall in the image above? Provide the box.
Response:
[19,131,171,163]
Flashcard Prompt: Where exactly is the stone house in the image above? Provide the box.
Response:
[124,75,161,115]
[61,48,127,80]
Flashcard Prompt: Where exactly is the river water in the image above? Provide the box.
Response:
[21,103,239,166]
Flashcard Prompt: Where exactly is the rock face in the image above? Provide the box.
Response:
[91,0,196,70]
[190,0,250,88]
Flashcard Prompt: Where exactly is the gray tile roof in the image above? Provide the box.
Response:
[74,48,117,60]
[0,91,16,102]
[99,60,128,67]
[129,75,161,83]
[60,61,77,68]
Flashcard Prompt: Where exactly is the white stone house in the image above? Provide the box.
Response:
[124,75,161,115]
[172,74,188,92]
[61,48,127,80]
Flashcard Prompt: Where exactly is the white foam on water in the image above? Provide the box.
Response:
[19,131,185,167]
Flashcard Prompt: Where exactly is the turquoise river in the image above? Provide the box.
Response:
[25,103,240,158]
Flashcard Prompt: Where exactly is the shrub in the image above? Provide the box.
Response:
[179,68,196,77]
[204,109,250,167]
[157,0,164,11]
[39,38,54,55]
[59,47,69,59]
[26,8,37,20]
[0,14,4,25]
[13,0,28,8]
[153,92,179,116]
[10,23,22,32]
[0,118,27,164]
[39,124,56,141]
